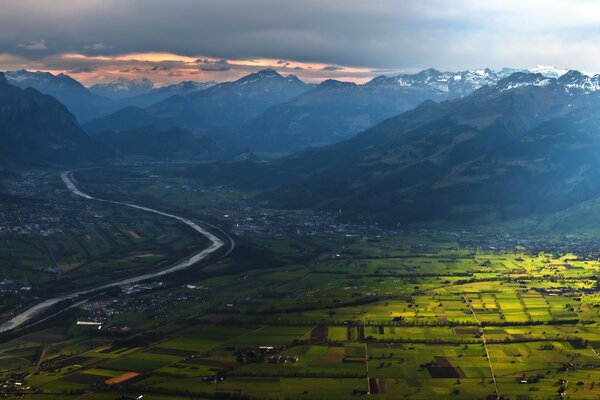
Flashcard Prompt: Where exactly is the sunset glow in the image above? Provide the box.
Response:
[2,52,380,86]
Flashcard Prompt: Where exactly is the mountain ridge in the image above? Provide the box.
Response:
[184,69,600,225]
[5,69,117,122]
[0,72,103,165]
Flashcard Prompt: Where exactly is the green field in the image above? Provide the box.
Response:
[1,166,600,399]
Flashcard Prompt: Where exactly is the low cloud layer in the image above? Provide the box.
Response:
[1,0,600,84]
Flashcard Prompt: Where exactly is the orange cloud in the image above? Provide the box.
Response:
[1,52,380,86]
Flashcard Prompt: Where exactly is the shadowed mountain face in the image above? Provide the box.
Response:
[85,68,520,154]
[233,79,448,156]
[147,69,311,130]
[435,108,600,221]
[95,126,222,161]
[83,106,162,135]
[0,73,102,166]
[0,75,220,165]
[85,69,312,134]
[4,70,117,122]
[89,77,154,100]
[112,80,217,108]
[186,72,600,225]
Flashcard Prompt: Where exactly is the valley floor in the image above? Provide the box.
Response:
[1,166,599,399]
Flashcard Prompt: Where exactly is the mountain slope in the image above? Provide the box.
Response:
[147,69,311,130]
[89,77,154,100]
[95,126,220,160]
[222,68,522,155]
[188,71,600,225]
[5,70,116,122]
[83,106,164,135]
[86,69,312,134]
[115,80,216,108]
[269,73,595,222]
[434,106,600,220]
[0,73,102,165]
[235,78,448,155]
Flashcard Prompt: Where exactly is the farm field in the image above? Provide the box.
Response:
[1,205,206,287]
[0,170,212,320]
[2,167,600,399]
[2,247,600,399]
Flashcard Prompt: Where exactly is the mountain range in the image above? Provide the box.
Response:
[0,72,101,165]
[6,67,582,158]
[83,67,579,156]
[233,68,521,156]
[113,80,217,108]
[3,71,217,123]
[186,70,600,225]
[89,77,155,100]
[0,73,219,165]
[6,65,600,227]
[85,69,313,135]
[5,70,116,122]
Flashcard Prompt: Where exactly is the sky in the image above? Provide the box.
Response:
[1,0,600,86]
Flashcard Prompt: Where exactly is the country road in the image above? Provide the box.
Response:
[0,170,232,333]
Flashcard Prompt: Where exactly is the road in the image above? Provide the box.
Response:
[0,170,231,333]
[463,294,500,400]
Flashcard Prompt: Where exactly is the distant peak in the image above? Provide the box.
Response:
[235,69,285,85]
[316,79,356,89]
[91,77,154,92]
[416,68,442,76]
[529,65,568,78]
[101,77,153,86]
[496,72,553,92]
[0,72,7,86]
[557,70,600,93]
[285,74,303,83]
[256,68,280,76]
[501,71,546,82]
[559,70,587,79]
[365,75,389,85]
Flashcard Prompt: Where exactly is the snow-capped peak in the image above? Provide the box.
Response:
[160,80,216,91]
[285,74,303,84]
[235,69,284,86]
[362,67,600,97]
[89,77,154,99]
[316,79,356,90]
[5,69,56,83]
[557,70,600,93]
[496,72,553,92]
[529,65,569,78]
[92,77,154,92]
[255,68,280,78]
[365,68,514,97]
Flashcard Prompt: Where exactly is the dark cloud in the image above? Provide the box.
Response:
[196,58,231,72]
[322,65,343,71]
[82,43,112,51]
[200,66,230,71]
[120,67,143,72]
[2,1,600,76]
[68,66,96,73]
[18,40,47,51]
